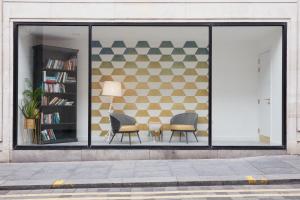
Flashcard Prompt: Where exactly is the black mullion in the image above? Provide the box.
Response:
[208,25,212,148]
[88,25,92,148]
[13,23,19,148]
[282,23,287,147]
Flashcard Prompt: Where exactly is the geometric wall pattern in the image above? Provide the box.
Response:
[91,40,209,138]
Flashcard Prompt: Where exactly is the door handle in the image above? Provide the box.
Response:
[263,98,271,104]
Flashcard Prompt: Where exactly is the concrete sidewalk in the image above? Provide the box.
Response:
[1,155,300,190]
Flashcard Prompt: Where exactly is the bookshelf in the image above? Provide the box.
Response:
[33,45,78,144]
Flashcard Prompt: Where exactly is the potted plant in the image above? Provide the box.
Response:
[19,79,43,142]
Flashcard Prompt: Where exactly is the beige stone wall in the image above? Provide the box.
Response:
[0,0,299,162]
[0,0,6,163]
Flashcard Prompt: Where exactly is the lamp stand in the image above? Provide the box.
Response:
[106,96,113,142]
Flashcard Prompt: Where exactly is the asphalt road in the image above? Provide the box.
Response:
[1,184,300,200]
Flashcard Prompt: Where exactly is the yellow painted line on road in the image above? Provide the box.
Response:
[246,176,256,184]
[246,176,269,185]
[3,192,300,200]
[52,179,65,188]
[260,177,269,184]
[2,188,300,198]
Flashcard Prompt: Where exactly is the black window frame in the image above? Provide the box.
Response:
[13,22,287,150]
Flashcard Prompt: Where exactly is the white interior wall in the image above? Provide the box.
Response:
[212,27,283,145]
[271,35,283,145]
[256,31,282,145]
[212,37,259,143]
[17,27,40,145]
[92,26,209,47]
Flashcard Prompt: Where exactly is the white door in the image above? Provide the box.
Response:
[258,51,271,138]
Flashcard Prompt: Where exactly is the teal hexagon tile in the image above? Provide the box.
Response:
[112,41,126,48]
[91,54,101,61]
[124,48,138,55]
[148,48,162,55]
[136,41,150,48]
[196,48,209,55]
[112,55,126,61]
[160,41,174,48]
[184,41,198,48]
[183,55,197,62]
[91,41,102,48]
[100,48,114,54]
[172,48,185,55]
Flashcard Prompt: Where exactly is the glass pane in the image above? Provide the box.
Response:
[91,26,209,146]
[17,26,89,146]
[212,26,283,146]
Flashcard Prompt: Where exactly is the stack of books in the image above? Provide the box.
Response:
[43,72,76,84]
[45,58,77,71]
[41,96,75,106]
[43,83,66,93]
[41,112,60,124]
[41,129,56,142]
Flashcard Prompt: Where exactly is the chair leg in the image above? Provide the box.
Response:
[121,133,124,142]
[109,133,116,144]
[129,132,131,145]
[193,131,198,142]
[186,131,188,144]
[179,132,182,142]
[136,131,141,144]
[169,131,174,143]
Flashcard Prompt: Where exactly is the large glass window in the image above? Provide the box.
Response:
[212,26,283,146]
[91,26,209,146]
[14,23,285,148]
[17,26,89,146]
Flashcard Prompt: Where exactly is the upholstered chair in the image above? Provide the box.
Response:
[109,112,141,145]
[169,112,198,143]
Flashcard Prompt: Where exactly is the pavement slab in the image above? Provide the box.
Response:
[0,155,300,189]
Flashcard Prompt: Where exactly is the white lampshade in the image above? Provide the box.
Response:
[102,81,122,97]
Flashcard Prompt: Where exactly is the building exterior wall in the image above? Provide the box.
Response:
[0,0,299,162]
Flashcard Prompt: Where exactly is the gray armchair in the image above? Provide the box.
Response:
[109,112,141,145]
[169,112,198,143]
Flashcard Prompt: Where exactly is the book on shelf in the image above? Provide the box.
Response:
[42,71,76,84]
[41,129,56,142]
[41,112,60,124]
[41,96,75,106]
[45,58,77,71]
[43,83,66,93]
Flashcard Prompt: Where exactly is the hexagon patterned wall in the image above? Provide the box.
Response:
[91,40,209,139]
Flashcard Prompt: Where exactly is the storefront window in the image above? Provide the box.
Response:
[91,26,209,146]
[17,26,89,145]
[212,26,283,146]
[14,23,285,148]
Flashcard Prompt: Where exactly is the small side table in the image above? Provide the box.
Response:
[148,122,163,142]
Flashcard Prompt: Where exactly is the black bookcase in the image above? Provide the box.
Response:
[33,45,78,144]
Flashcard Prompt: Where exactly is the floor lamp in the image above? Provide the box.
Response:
[102,81,122,142]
